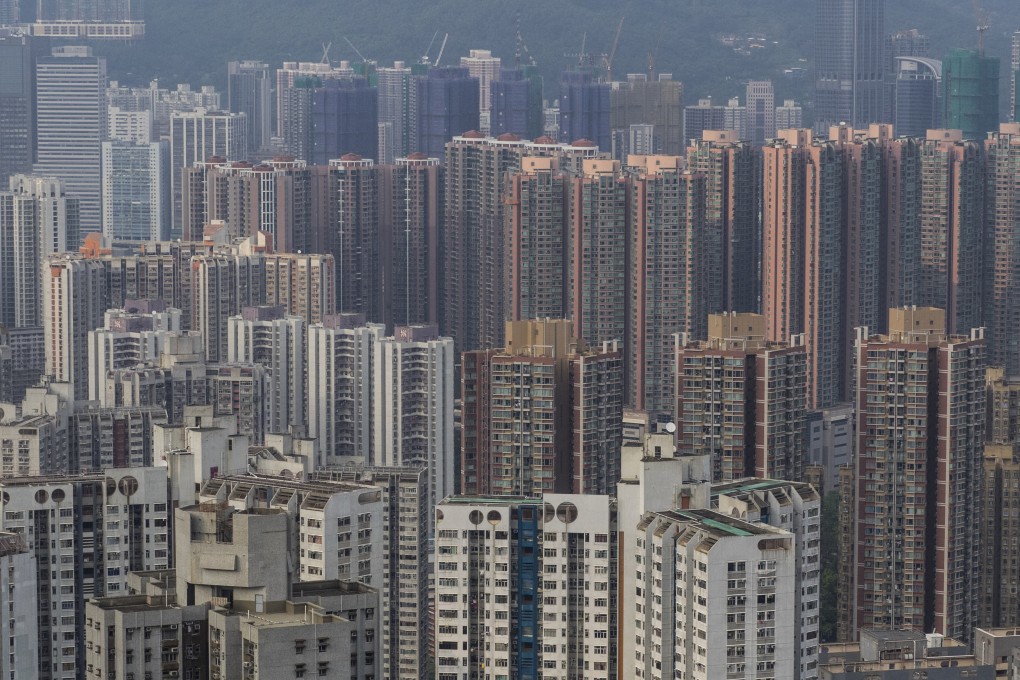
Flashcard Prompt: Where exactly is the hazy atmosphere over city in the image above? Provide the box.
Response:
[0,0,1019,678]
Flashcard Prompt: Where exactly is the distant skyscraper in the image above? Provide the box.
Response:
[44,254,108,400]
[33,45,105,234]
[893,56,942,137]
[745,79,775,145]
[775,99,804,129]
[100,140,169,242]
[942,48,1000,140]
[311,76,378,163]
[227,60,272,153]
[0,31,47,187]
[0,175,79,328]
[461,319,623,496]
[682,97,746,147]
[490,65,544,139]
[815,0,887,129]
[889,28,929,60]
[918,129,985,336]
[610,73,684,154]
[415,66,479,159]
[844,306,984,641]
[376,61,414,162]
[460,49,500,130]
[1012,31,1020,121]
[559,69,611,149]
[168,108,248,237]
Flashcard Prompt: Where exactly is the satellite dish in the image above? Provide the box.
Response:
[664,422,677,434]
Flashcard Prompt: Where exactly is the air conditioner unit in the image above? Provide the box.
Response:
[168,624,178,630]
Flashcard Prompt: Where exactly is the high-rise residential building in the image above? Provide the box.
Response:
[311,76,378,163]
[33,45,105,233]
[434,494,618,680]
[682,96,748,148]
[279,75,316,160]
[0,532,38,680]
[461,319,623,496]
[984,123,1020,376]
[87,301,181,401]
[814,0,886,129]
[371,324,454,535]
[629,156,706,412]
[460,49,500,130]
[0,468,170,680]
[100,139,170,242]
[806,403,854,493]
[181,156,321,252]
[262,251,335,324]
[0,175,79,329]
[441,133,597,351]
[376,61,414,163]
[987,367,1020,445]
[843,306,985,642]
[687,129,761,314]
[307,314,383,466]
[632,508,801,680]
[490,65,544,139]
[330,154,382,319]
[0,31,47,186]
[316,466,431,680]
[72,404,167,470]
[190,251,263,363]
[981,444,1020,629]
[893,56,942,137]
[168,107,248,236]
[383,154,443,327]
[942,48,1000,140]
[227,59,272,153]
[746,79,775,145]
[570,158,628,347]
[106,104,151,143]
[775,99,804,129]
[610,73,684,154]
[762,128,846,408]
[276,60,354,138]
[918,129,985,336]
[44,254,107,400]
[415,66,480,159]
[227,305,305,436]
[559,69,611,150]
[506,156,571,322]
[676,312,808,482]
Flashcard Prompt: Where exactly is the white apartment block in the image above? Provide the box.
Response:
[372,324,455,539]
[633,508,798,680]
[88,302,183,403]
[227,305,305,437]
[435,494,617,680]
[316,466,431,680]
[306,316,383,467]
[0,531,38,680]
[44,254,108,401]
[198,473,384,586]
[0,468,170,680]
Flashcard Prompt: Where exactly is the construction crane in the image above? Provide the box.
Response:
[343,36,368,63]
[320,42,332,65]
[434,33,449,67]
[420,31,440,65]
[602,16,625,83]
[514,10,536,68]
[564,32,605,72]
[971,0,989,55]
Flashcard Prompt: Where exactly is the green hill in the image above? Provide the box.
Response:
[97,0,1018,118]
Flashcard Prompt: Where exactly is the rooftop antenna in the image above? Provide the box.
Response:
[343,36,368,63]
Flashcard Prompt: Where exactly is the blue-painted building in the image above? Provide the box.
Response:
[415,66,480,159]
[310,77,378,164]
